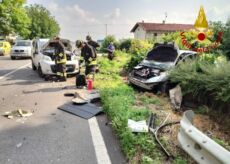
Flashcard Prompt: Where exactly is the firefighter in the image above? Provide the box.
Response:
[53,37,67,82]
[86,35,100,51]
[76,40,97,77]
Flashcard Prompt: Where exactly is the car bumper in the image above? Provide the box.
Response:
[11,53,32,57]
[128,75,157,90]
[40,60,79,75]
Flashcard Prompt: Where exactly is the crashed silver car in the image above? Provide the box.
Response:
[128,43,197,92]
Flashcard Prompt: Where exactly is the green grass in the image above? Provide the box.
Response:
[139,95,162,106]
[212,137,230,151]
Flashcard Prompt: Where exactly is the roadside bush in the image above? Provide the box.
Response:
[169,60,230,103]
[119,39,132,52]
[126,39,152,70]
[198,53,219,63]
[129,39,152,54]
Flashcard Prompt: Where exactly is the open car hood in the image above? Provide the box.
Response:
[146,46,178,62]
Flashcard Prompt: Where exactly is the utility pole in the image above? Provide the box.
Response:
[163,12,167,24]
[105,24,108,37]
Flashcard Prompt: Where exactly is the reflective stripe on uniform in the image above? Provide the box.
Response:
[57,53,67,64]
[89,60,97,65]
[57,72,67,77]
[57,58,67,64]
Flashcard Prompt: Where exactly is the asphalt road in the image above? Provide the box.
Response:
[0,56,126,164]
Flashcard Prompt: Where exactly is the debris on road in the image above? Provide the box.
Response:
[58,103,102,119]
[3,109,33,119]
[16,142,23,148]
[59,89,102,119]
[128,119,148,133]
[72,97,88,105]
[169,85,182,111]
[64,93,75,97]
[75,90,100,103]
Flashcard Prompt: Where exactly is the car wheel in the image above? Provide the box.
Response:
[160,81,169,94]
[11,56,16,60]
[32,61,37,71]
[38,64,44,78]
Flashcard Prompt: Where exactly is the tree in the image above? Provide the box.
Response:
[101,35,119,52]
[119,39,132,52]
[222,18,230,58]
[0,0,31,38]
[26,4,60,39]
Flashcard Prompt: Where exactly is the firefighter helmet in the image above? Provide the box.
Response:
[76,40,83,48]
[86,35,92,41]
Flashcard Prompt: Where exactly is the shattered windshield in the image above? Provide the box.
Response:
[141,60,174,70]
[146,46,178,62]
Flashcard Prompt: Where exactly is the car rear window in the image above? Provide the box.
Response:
[146,46,178,62]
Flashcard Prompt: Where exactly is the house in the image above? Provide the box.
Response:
[130,22,193,40]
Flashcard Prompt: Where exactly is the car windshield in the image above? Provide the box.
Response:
[39,41,49,48]
[141,60,174,70]
[15,41,31,46]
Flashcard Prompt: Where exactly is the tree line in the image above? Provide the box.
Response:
[0,0,60,40]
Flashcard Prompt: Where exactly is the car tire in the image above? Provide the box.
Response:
[32,61,37,71]
[160,81,169,94]
[11,56,16,60]
[38,64,44,78]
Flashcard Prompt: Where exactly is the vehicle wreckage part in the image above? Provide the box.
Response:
[154,121,180,158]
[128,119,148,133]
[58,102,102,119]
[64,93,75,97]
[149,113,180,158]
[169,85,182,111]
[178,110,230,164]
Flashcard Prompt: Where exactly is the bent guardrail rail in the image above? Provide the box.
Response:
[178,110,230,164]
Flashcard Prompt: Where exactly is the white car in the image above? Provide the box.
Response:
[11,40,33,60]
[32,38,79,78]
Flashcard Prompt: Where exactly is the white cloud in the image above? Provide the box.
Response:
[206,5,230,22]
[43,1,102,40]
[104,8,121,19]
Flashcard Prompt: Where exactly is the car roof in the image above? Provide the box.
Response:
[179,50,197,54]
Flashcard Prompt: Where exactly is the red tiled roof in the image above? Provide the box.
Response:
[131,22,193,32]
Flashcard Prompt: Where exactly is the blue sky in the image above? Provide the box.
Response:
[27,0,230,41]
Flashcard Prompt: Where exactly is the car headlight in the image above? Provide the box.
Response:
[43,55,51,61]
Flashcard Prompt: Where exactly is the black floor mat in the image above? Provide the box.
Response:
[58,102,103,119]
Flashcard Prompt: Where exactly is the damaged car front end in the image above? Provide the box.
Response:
[128,43,196,91]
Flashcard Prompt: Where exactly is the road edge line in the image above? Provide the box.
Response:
[0,63,31,80]
[88,117,112,164]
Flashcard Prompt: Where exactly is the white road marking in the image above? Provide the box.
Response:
[0,63,31,80]
[88,117,112,164]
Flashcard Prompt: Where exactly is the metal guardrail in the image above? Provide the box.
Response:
[178,110,230,164]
